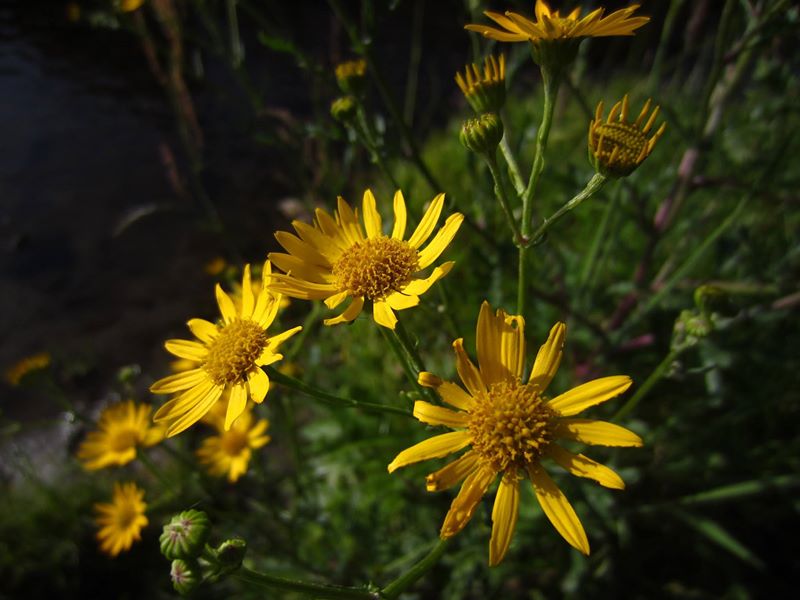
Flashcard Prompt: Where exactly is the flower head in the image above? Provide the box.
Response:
[160,509,211,559]
[455,54,506,114]
[77,401,164,470]
[335,59,367,95]
[196,406,270,482]
[150,260,301,437]
[460,113,504,156]
[588,95,666,177]
[94,482,148,557]
[268,190,463,330]
[388,301,641,565]
[4,352,50,386]
[466,1,649,68]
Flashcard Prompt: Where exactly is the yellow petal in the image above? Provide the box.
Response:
[440,464,496,538]
[528,465,590,554]
[373,300,397,329]
[336,196,365,245]
[268,252,331,283]
[324,297,364,326]
[165,339,208,361]
[476,301,504,386]
[362,189,383,238]
[426,451,479,491]
[408,193,445,248]
[292,220,341,260]
[266,325,302,352]
[548,375,633,416]
[240,264,255,318]
[385,291,420,311]
[413,400,470,428]
[489,474,520,566]
[529,322,566,391]
[418,372,476,411]
[269,274,338,300]
[150,368,206,394]
[387,431,472,473]
[416,213,464,269]
[153,379,216,421]
[453,338,487,397]
[401,262,454,296]
[166,384,224,437]
[324,290,350,309]
[547,444,625,489]
[391,190,407,240]
[247,367,269,404]
[555,419,643,447]
[252,289,278,328]
[187,318,218,344]
[225,383,248,430]
[274,231,331,267]
[215,284,237,324]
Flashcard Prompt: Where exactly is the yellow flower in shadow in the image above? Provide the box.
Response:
[94,482,148,557]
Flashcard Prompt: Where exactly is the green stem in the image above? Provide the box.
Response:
[486,153,524,246]
[528,173,607,245]
[517,66,561,316]
[613,347,683,421]
[498,134,525,196]
[265,366,411,418]
[381,538,449,600]
[379,322,437,405]
[237,567,379,600]
[138,451,176,493]
[577,180,619,297]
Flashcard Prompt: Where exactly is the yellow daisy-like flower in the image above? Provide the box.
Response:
[150,260,301,437]
[76,401,164,470]
[94,482,148,557]
[455,54,506,114]
[388,301,642,565]
[4,351,51,386]
[268,189,464,330]
[588,94,666,177]
[196,406,270,483]
[465,1,649,43]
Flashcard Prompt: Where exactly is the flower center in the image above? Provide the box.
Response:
[468,381,556,472]
[220,430,250,456]
[203,319,268,386]
[332,237,419,300]
[109,428,141,453]
[591,122,647,173]
[115,503,139,529]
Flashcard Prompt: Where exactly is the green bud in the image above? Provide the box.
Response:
[694,285,736,317]
[170,559,200,596]
[160,510,211,560]
[203,538,247,582]
[330,96,357,124]
[672,309,713,351]
[459,113,503,156]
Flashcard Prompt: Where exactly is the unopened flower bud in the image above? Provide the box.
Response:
[335,59,367,96]
[203,538,247,581]
[330,96,357,124]
[170,559,200,596]
[460,113,503,156]
[160,510,211,560]
[694,285,736,317]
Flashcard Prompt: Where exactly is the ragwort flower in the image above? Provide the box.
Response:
[455,54,506,114]
[4,351,51,386]
[196,405,270,483]
[388,301,641,564]
[268,189,463,330]
[77,400,164,470]
[94,482,148,557]
[150,260,301,437]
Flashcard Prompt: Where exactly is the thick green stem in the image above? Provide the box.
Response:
[498,134,525,196]
[265,366,411,418]
[528,173,607,245]
[237,567,379,600]
[613,347,683,421]
[486,153,524,246]
[381,538,449,600]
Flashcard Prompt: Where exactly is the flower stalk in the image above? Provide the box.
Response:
[237,567,380,600]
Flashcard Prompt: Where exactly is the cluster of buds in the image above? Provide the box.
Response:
[456,55,507,157]
[160,509,246,596]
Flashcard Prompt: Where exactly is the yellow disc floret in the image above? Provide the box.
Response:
[332,236,419,300]
[468,381,556,472]
[203,319,268,385]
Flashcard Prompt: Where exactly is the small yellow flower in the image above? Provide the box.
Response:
[588,95,666,177]
[388,301,641,565]
[77,401,164,470]
[335,59,367,95]
[465,1,649,43]
[204,256,228,276]
[119,0,145,13]
[94,482,148,557]
[4,352,50,386]
[196,407,270,483]
[150,260,301,437]
[455,54,506,114]
[268,190,464,330]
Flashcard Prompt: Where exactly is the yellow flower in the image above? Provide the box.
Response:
[94,482,148,557]
[119,0,145,13]
[465,1,649,43]
[4,352,50,386]
[455,54,506,114]
[77,401,164,470]
[268,190,463,330]
[150,260,301,437]
[388,301,641,565]
[196,407,270,482]
[588,94,666,177]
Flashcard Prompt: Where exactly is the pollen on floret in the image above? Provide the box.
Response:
[203,319,268,385]
[332,236,419,300]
